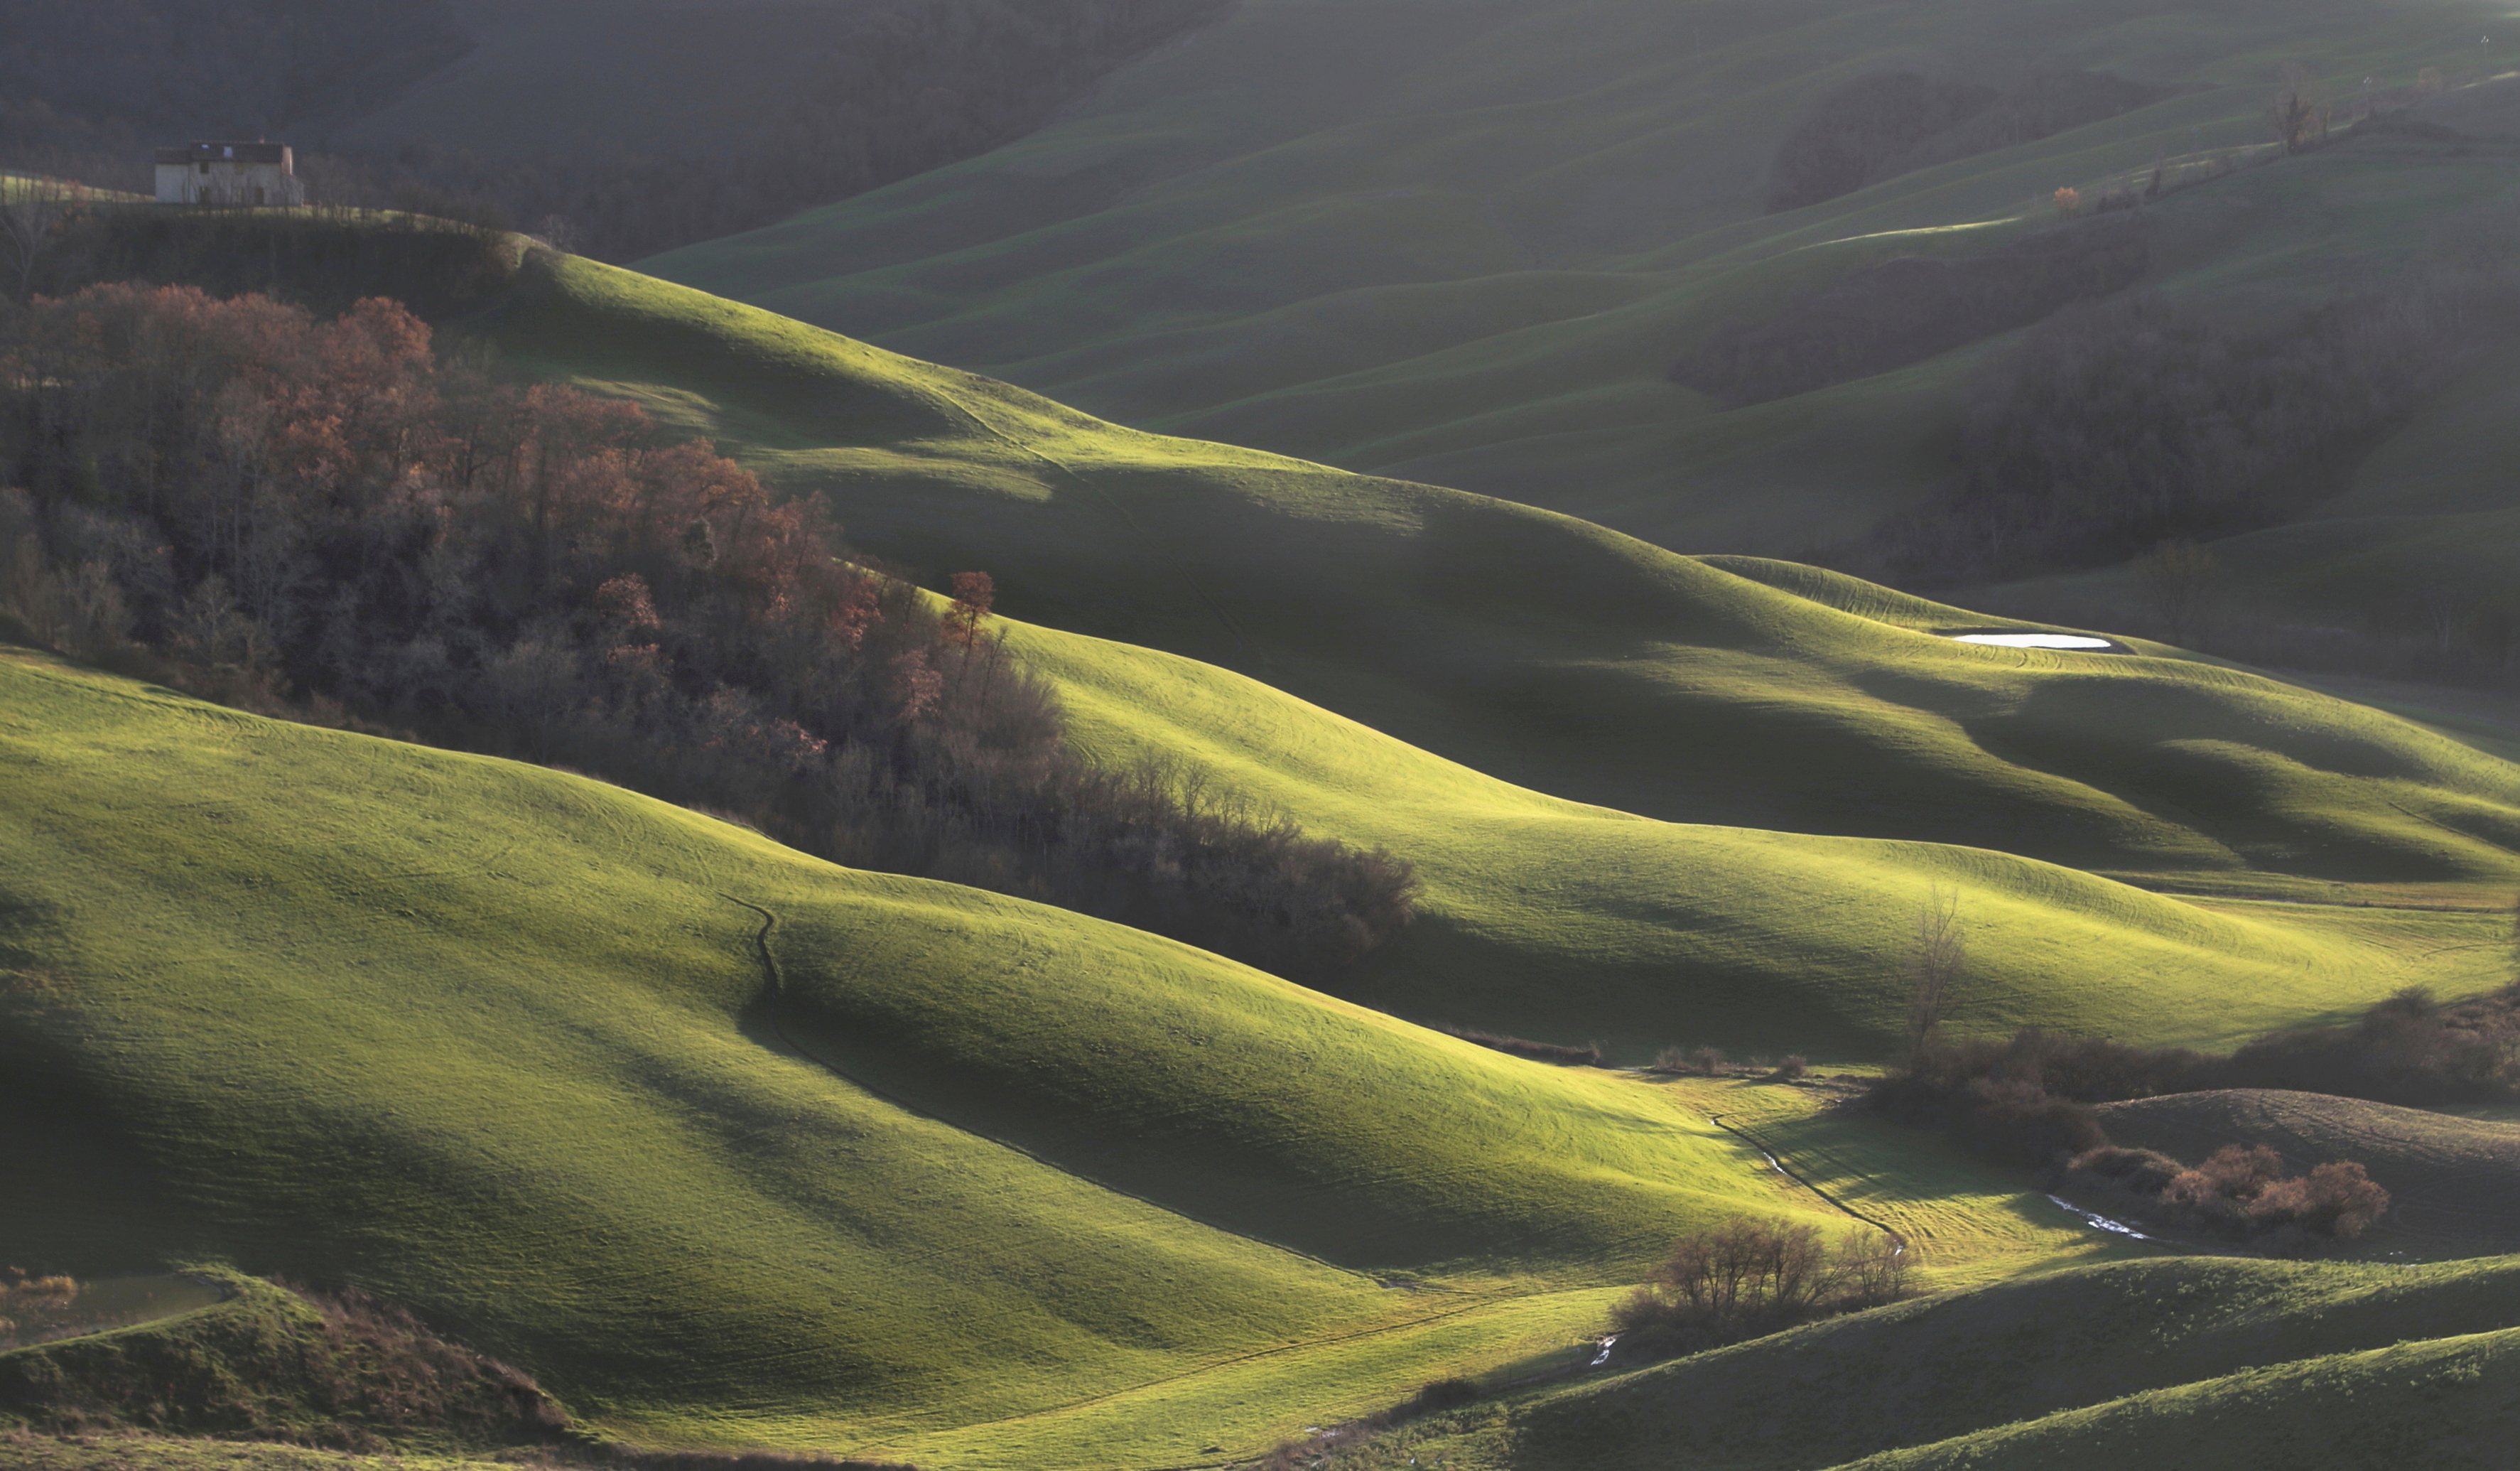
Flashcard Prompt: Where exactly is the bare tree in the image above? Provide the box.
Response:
[0,176,83,301]
[2270,61,2330,153]
[2138,539,2220,647]
[2418,580,2477,654]
[1905,884,1967,1060]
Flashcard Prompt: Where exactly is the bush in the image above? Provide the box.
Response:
[1251,1378,1488,1470]
[2061,1143,2390,1248]
[1438,1028,1602,1067]
[1606,1217,1913,1364]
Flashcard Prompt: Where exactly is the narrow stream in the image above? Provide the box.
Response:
[2044,1194,2178,1246]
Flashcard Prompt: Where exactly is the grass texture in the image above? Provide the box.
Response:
[0,645,1880,1465]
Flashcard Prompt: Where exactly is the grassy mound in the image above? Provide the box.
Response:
[0,1268,564,1453]
[0,645,1882,1465]
[2099,1089,2520,1256]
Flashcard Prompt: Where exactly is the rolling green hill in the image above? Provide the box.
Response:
[642,0,2520,659]
[497,252,2520,899]
[8,643,2010,1466]
[454,252,2520,1057]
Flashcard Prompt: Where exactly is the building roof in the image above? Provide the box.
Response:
[154,141,292,167]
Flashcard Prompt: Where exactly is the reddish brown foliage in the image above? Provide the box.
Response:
[2064,1143,2390,1246]
[0,284,1417,981]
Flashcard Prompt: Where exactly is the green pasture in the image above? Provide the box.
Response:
[1643,1077,2136,1287]
[455,247,2520,1059]
[0,647,1868,1465]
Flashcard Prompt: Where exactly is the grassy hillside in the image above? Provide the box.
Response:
[1820,1328,2520,1470]
[2100,1089,2520,1256]
[26,211,2516,1056]
[639,0,2520,686]
[1312,1252,2520,1471]
[2,644,1946,1466]
[497,252,2520,895]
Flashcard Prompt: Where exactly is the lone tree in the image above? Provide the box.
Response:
[2138,539,2221,647]
[1905,885,1967,1062]
[2270,61,2330,153]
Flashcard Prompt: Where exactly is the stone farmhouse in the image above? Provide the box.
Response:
[154,141,304,206]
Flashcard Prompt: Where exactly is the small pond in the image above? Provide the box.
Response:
[0,1273,224,1351]
[1946,630,2118,651]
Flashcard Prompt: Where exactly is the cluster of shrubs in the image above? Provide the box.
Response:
[0,1268,77,1349]
[1874,265,2520,582]
[1437,1027,1602,1067]
[2063,1143,2390,1247]
[1647,1045,1810,1081]
[0,283,1415,983]
[1863,981,2520,1246]
[0,1276,566,1450]
[1883,981,2520,1128]
[1606,1217,1913,1365]
[2223,983,2520,1106]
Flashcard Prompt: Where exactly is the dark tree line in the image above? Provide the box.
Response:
[0,0,1233,262]
[1873,263,2520,583]
[0,283,1416,981]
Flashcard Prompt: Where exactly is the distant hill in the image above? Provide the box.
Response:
[642,0,2520,677]
[0,0,1233,260]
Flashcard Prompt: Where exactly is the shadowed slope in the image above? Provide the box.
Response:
[1498,1254,2520,1471]
[641,0,2510,551]
[1821,1327,2520,1470]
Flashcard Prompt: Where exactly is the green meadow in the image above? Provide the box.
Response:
[0,647,1952,1465]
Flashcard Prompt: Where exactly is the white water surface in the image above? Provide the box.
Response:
[1951,632,2114,650]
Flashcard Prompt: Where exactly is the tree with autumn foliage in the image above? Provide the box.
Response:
[0,284,1417,982]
